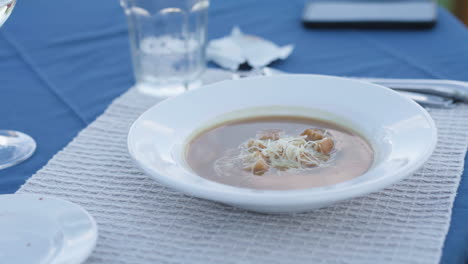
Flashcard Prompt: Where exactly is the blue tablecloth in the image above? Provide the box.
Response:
[0,0,467,263]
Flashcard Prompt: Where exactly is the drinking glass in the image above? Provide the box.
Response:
[120,0,209,97]
[0,0,36,170]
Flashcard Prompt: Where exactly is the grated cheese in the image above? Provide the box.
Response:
[214,129,335,176]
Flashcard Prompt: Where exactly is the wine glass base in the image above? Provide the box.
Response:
[0,130,36,170]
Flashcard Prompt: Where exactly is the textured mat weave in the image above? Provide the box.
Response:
[18,70,468,264]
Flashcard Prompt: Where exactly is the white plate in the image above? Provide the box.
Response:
[0,194,98,264]
[128,74,437,213]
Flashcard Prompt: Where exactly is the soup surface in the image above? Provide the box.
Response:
[186,116,373,190]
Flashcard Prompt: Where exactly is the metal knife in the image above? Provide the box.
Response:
[259,68,466,108]
[354,78,468,103]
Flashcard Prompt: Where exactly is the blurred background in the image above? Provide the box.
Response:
[441,0,468,25]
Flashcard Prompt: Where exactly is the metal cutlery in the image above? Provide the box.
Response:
[235,68,467,108]
[355,78,468,104]
[396,91,455,108]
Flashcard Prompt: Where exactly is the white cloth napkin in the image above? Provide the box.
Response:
[207,27,294,70]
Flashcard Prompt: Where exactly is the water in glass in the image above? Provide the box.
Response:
[121,0,209,97]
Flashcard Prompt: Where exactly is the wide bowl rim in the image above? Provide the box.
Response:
[128,74,438,207]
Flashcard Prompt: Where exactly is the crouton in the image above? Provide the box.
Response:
[244,158,269,176]
[317,137,334,155]
[301,129,324,141]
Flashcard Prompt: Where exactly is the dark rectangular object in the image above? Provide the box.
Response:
[302,1,437,29]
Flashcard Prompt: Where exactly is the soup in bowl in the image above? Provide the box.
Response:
[127,74,437,213]
[186,115,373,190]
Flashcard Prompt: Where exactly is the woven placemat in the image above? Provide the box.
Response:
[18,69,468,264]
